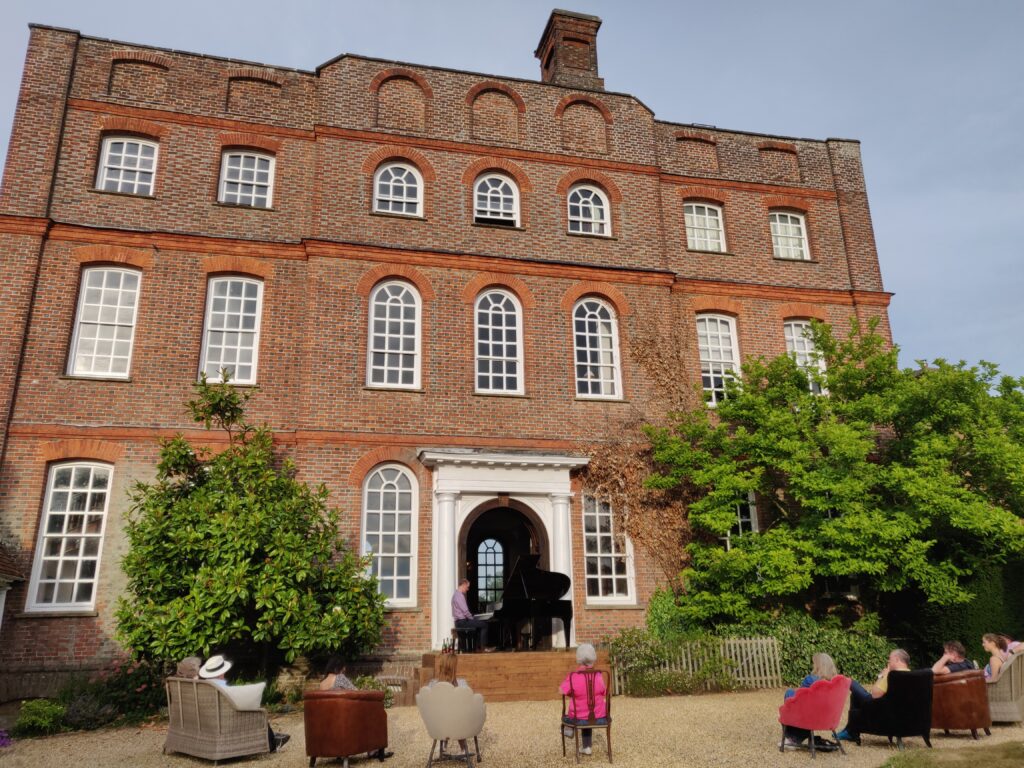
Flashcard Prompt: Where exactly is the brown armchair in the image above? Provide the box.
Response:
[303,689,389,768]
[932,669,991,738]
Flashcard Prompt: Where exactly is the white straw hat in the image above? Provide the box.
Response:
[199,654,233,679]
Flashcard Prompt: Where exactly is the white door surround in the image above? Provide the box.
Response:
[419,449,588,650]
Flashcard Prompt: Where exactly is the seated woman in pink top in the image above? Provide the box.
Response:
[559,643,607,756]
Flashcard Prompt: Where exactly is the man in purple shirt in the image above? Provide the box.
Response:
[452,578,490,650]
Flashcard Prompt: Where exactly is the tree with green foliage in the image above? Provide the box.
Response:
[116,375,386,671]
[645,320,1024,633]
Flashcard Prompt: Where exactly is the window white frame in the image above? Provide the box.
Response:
[67,266,141,379]
[573,297,622,399]
[476,538,504,605]
[366,280,422,389]
[373,162,423,217]
[582,496,635,604]
[26,462,112,612]
[722,492,758,551]
[696,313,740,406]
[473,173,520,227]
[567,184,611,236]
[683,202,726,252]
[474,289,524,395]
[199,276,264,385]
[361,464,418,607]
[218,150,275,208]
[769,211,811,260]
[784,319,827,394]
[95,136,158,196]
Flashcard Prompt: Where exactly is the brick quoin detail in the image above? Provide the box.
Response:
[765,194,811,213]
[360,145,437,182]
[348,446,423,489]
[554,94,612,123]
[691,295,743,316]
[368,68,434,100]
[355,264,436,300]
[217,132,282,154]
[465,82,527,114]
[460,157,533,192]
[759,140,798,155]
[460,273,536,308]
[559,281,632,316]
[777,302,828,322]
[200,254,274,279]
[39,438,124,464]
[555,168,622,203]
[109,50,170,70]
[679,185,729,205]
[225,67,284,86]
[98,115,168,139]
[674,130,716,144]
[72,244,153,270]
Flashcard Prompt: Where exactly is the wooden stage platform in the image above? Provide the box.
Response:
[418,649,611,702]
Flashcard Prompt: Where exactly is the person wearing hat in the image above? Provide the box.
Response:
[199,655,290,752]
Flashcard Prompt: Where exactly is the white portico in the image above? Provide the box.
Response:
[418,449,589,651]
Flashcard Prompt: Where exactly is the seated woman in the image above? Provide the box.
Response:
[931,641,974,675]
[559,643,607,756]
[319,655,357,691]
[199,655,290,752]
[982,634,1009,681]
[782,653,840,749]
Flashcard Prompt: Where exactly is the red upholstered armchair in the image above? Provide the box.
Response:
[303,689,389,768]
[778,675,852,758]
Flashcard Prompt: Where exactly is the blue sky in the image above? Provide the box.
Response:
[2,1,1022,376]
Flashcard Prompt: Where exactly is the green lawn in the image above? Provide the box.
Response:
[882,741,1024,768]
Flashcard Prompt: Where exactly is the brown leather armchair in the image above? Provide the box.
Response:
[303,689,389,768]
[932,669,992,739]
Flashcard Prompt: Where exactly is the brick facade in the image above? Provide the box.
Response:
[0,11,890,698]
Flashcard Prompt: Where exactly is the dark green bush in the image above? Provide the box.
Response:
[12,699,65,737]
[354,675,394,709]
[61,692,117,731]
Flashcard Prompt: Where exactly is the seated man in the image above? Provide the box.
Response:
[931,641,974,675]
[199,655,290,752]
[452,578,491,651]
[837,648,911,741]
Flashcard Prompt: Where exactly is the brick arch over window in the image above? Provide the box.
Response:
[226,67,284,87]
[468,84,524,144]
[689,296,743,316]
[217,132,281,154]
[109,50,171,69]
[72,244,153,270]
[559,281,632,317]
[226,71,283,121]
[371,70,433,133]
[460,158,533,192]
[460,273,536,308]
[554,94,613,123]
[348,447,424,489]
[678,185,729,206]
[778,302,828,322]
[200,254,274,280]
[555,169,622,203]
[369,68,434,99]
[360,146,436,182]
[99,115,167,139]
[559,100,609,154]
[674,129,716,144]
[758,140,798,155]
[355,264,435,301]
[465,82,526,113]
[764,195,811,213]
[108,52,169,102]
[40,439,123,464]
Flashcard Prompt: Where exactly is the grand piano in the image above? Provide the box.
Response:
[483,554,572,650]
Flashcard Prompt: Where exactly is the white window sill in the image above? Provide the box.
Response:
[364,385,424,393]
[575,395,628,403]
[17,608,99,618]
[60,375,133,383]
[583,601,641,610]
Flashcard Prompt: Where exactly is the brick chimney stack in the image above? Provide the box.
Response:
[534,9,604,90]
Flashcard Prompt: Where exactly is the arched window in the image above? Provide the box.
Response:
[95,136,158,196]
[199,276,264,385]
[769,211,810,260]
[367,280,421,388]
[567,184,610,236]
[474,173,520,227]
[784,319,827,394]
[373,162,423,217]
[27,462,112,611]
[477,538,504,605]
[475,290,524,394]
[695,313,739,406]
[218,150,275,208]
[68,266,141,379]
[683,202,726,252]
[573,297,621,399]
[362,464,417,606]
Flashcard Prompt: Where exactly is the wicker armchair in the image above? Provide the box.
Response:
[164,677,269,763]
[987,652,1024,722]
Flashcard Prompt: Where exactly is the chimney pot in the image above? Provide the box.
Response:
[535,9,604,90]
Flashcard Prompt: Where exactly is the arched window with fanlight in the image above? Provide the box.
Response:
[572,297,621,399]
[567,183,610,236]
[475,289,524,394]
[366,280,421,389]
[373,161,423,217]
[476,538,504,606]
[361,464,417,607]
[473,173,520,227]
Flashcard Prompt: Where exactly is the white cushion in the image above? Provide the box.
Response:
[220,682,266,711]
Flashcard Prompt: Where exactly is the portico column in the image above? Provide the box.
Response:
[435,491,458,649]
[550,492,574,648]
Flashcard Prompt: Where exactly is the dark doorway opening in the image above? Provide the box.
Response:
[461,505,542,613]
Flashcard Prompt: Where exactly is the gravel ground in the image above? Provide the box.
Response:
[1,689,1021,768]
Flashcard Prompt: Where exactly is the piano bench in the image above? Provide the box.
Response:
[453,626,480,653]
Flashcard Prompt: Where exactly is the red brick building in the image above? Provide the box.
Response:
[0,10,890,698]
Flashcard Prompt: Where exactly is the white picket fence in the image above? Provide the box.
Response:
[612,636,783,694]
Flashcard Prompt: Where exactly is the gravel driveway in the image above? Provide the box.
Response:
[1,689,1021,768]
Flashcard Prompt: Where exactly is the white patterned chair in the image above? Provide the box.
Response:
[416,681,486,767]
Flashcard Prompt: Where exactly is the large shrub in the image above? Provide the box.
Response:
[12,699,65,737]
[116,376,387,671]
